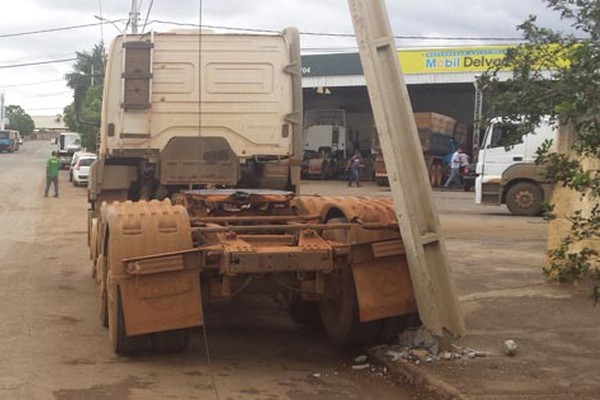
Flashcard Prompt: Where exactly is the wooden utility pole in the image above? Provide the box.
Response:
[347,0,465,338]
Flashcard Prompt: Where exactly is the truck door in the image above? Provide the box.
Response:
[480,122,525,184]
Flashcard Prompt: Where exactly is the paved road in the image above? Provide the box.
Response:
[0,141,415,399]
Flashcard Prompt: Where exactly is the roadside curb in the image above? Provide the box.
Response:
[370,349,468,400]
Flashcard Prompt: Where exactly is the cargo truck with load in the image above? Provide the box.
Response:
[87,28,419,353]
[372,112,458,187]
[475,118,556,216]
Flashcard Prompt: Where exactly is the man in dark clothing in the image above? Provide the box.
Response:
[45,151,60,197]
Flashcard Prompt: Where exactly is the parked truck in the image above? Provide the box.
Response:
[87,28,418,353]
[475,118,556,216]
[0,130,19,153]
[56,132,82,169]
[372,112,457,186]
[301,109,347,179]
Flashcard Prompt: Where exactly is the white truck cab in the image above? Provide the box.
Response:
[475,118,557,215]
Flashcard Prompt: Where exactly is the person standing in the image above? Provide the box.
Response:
[346,151,363,187]
[459,150,470,180]
[45,151,60,197]
[444,147,462,188]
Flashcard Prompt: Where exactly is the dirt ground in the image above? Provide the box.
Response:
[0,141,414,400]
[2,141,597,400]
[338,184,600,399]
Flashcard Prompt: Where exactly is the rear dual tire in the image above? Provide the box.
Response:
[318,217,414,346]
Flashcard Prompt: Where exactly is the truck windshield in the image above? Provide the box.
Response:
[304,110,345,129]
[0,131,9,139]
[60,134,81,148]
[488,123,524,149]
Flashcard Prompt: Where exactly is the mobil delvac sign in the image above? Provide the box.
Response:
[301,46,513,78]
[398,46,510,74]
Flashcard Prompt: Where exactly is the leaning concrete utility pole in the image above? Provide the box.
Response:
[347,0,465,338]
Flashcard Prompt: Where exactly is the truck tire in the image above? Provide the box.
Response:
[435,164,444,187]
[428,164,437,187]
[151,329,191,352]
[97,254,108,328]
[289,295,323,327]
[505,181,544,216]
[375,176,389,187]
[319,218,382,346]
[108,285,151,354]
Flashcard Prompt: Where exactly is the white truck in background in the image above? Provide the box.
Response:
[301,109,347,179]
[56,132,82,169]
[475,118,557,216]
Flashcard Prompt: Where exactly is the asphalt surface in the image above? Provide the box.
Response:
[0,140,415,399]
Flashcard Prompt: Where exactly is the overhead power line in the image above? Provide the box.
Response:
[0,20,127,39]
[149,19,527,42]
[0,18,529,43]
[24,107,66,111]
[0,58,77,70]
[18,91,72,99]
[0,79,64,89]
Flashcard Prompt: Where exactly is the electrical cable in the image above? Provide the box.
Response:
[0,20,126,39]
[202,323,221,400]
[22,106,64,111]
[0,79,64,89]
[0,58,77,70]
[0,17,579,44]
[142,0,155,33]
[18,91,71,99]
[195,1,220,399]
[148,19,529,42]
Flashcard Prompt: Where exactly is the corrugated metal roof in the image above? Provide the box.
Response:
[31,115,67,130]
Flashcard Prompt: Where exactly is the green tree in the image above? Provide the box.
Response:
[63,43,105,151]
[65,43,105,92]
[6,105,35,136]
[480,0,600,300]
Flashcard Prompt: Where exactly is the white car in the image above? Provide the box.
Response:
[69,151,93,182]
[72,154,97,187]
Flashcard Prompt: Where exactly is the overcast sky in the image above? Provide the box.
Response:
[0,0,571,118]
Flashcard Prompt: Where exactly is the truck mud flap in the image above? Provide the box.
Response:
[120,267,203,336]
[103,200,203,337]
[352,255,417,323]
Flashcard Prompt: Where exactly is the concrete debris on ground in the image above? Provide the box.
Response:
[346,355,389,379]
[353,355,368,364]
[377,327,490,365]
[504,339,518,356]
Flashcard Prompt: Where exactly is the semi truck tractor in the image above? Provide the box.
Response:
[301,109,347,179]
[88,28,418,353]
[475,118,556,216]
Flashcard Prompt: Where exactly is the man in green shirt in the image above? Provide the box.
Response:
[45,151,60,197]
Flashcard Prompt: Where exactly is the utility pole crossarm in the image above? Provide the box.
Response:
[347,0,465,338]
